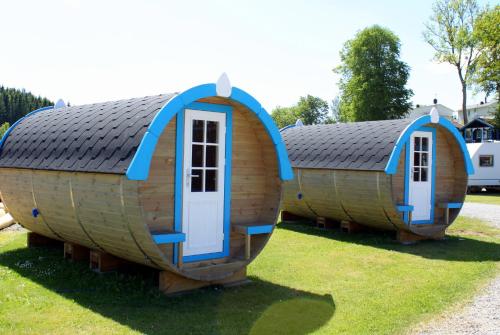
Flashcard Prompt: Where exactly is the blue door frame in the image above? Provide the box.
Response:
[403,126,436,225]
[173,102,233,264]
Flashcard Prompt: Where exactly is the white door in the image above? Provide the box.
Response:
[408,131,433,222]
[182,109,226,258]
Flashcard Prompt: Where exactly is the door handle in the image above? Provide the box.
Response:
[186,169,200,187]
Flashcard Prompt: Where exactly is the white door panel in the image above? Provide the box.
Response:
[182,109,225,257]
[408,131,433,222]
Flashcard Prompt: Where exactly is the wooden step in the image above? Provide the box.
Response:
[182,260,246,281]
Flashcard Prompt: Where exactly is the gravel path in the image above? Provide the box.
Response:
[415,276,500,335]
[460,202,500,228]
[414,203,500,335]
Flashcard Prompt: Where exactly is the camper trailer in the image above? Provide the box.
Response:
[467,142,500,191]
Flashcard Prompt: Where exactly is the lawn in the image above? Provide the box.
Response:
[0,217,499,335]
[466,192,500,205]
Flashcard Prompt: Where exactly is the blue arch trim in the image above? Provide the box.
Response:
[0,105,54,152]
[385,115,474,175]
[280,124,296,132]
[126,84,294,181]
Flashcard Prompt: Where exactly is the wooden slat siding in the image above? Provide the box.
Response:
[427,126,467,227]
[0,168,59,239]
[281,168,317,219]
[68,172,148,265]
[137,117,176,234]
[120,178,171,269]
[301,169,350,221]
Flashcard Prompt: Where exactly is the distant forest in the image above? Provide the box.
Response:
[0,86,53,126]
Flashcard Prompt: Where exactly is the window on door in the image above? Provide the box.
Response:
[190,119,220,192]
[412,136,430,182]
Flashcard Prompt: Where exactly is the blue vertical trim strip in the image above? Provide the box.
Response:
[404,140,410,224]
[223,108,233,259]
[404,127,436,225]
[173,110,185,264]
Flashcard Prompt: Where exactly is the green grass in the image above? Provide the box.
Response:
[466,192,500,205]
[0,217,499,335]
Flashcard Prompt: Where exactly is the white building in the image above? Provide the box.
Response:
[457,100,498,124]
[408,103,456,121]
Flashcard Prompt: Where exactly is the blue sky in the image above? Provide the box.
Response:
[0,0,495,112]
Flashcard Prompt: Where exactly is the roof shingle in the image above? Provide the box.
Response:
[281,119,413,171]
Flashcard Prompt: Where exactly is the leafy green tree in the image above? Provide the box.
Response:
[471,5,499,102]
[271,106,299,129]
[0,86,53,125]
[0,122,10,139]
[334,25,413,122]
[271,95,331,128]
[424,0,482,124]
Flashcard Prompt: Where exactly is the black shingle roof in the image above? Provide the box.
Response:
[281,119,414,171]
[0,94,175,174]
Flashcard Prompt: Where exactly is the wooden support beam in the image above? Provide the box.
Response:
[63,242,89,262]
[316,217,326,229]
[177,242,183,269]
[89,250,124,273]
[27,232,62,248]
[159,268,248,295]
[340,220,364,234]
[245,234,251,260]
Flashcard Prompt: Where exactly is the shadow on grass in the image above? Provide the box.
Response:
[278,221,500,262]
[0,243,334,335]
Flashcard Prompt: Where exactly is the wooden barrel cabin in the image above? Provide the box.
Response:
[280,111,474,241]
[0,76,293,293]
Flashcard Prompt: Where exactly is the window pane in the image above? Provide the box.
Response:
[413,167,420,182]
[206,145,217,167]
[414,137,421,151]
[205,170,217,192]
[479,155,494,167]
[192,145,204,167]
[421,153,428,167]
[207,121,218,143]
[422,137,429,151]
[414,152,421,167]
[191,169,203,192]
[192,120,204,142]
[421,168,428,182]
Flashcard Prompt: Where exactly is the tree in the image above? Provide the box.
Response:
[0,122,10,139]
[334,25,413,122]
[471,5,499,102]
[424,0,482,124]
[271,95,331,128]
[0,86,53,125]
[271,106,299,129]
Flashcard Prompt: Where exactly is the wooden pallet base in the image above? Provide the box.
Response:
[27,232,62,248]
[64,242,90,262]
[159,268,248,295]
[340,221,364,234]
[89,250,124,272]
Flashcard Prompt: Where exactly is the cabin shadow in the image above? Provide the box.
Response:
[278,221,500,262]
[0,244,335,335]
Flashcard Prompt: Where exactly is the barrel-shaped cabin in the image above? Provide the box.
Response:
[0,78,293,293]
[281,112,474,240]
